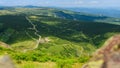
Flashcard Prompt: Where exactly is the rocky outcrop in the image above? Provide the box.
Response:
[0,41,11,48]
[0,55,15,68]
[83,35,120,68]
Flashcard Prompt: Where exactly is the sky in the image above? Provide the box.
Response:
[0,0,119,8]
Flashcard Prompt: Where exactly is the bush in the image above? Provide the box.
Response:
[78,56,90,63]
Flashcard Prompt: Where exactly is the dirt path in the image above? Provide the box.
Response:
[25,16,42,50]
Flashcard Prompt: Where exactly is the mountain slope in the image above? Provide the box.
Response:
[0,14,120,54]
[0,7,120,68]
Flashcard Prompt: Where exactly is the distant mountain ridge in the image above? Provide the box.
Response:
[65,8,120,18]
[0,6,120,25]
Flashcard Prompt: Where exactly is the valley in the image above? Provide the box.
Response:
[0,7,120,68]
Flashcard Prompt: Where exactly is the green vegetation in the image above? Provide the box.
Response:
[0,7,120,68]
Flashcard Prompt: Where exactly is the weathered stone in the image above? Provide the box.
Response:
[0,55,15,68]
[83,35,120,68]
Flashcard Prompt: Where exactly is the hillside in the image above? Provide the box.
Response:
[0,7,120,25]
[0,7,120,68]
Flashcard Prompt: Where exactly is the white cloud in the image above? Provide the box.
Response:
[74,1,84,4]
[45,1,49,4]
[89,1,99,4]
[73,0,99,5]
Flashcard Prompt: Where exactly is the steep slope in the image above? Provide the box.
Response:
[83,35,120,68]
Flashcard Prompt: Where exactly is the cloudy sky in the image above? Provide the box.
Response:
[0,0,119,8]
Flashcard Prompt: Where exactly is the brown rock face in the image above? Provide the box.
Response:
[83,35,120,68]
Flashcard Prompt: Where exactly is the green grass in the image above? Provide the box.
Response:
[16,61,84,68]
[11,40,36,50]
[16,61,57,68]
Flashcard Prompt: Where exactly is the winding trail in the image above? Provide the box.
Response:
[25,16,42,50]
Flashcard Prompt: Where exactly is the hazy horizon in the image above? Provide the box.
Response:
[0,0,119,8]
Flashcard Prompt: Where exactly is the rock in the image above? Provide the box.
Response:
[0,41,11,48]
[0,55,15,68]
[82,35,120,68]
